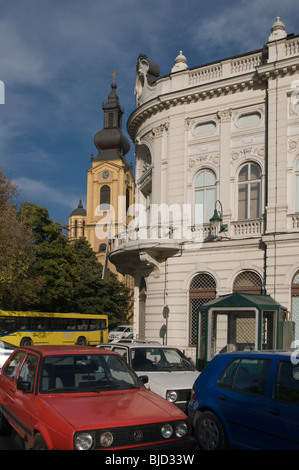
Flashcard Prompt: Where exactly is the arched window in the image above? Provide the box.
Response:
[194,170,216,224]
[296,159,299,212]
[233,271,263,294]
[292,271,299,342]
[238,163,261,220]
[100,185,110,208]
[189,273,216,346]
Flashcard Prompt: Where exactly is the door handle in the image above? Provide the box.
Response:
[268,408,280,416]
[217,395,227,401]
[10,387,15,393]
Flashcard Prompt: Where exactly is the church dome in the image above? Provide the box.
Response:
[69,199,86,217]
[93,81,131,160]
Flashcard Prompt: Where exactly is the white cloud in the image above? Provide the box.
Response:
[12,176,80,211]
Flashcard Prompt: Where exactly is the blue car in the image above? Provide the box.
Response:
[188,350,299,450]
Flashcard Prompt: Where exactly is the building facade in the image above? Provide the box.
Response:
[110,18,299,360]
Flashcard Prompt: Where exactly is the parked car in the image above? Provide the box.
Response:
[188,350,299,450]
[98,343,200,413]
[0,345,195,450]
[0,341,15,372]
[108,325,133,341]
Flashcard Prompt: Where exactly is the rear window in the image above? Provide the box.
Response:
[218,357,271,397]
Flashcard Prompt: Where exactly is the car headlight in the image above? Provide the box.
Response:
[175,422,188,438]
[74,432,94,450]
[161,424,173,439]
[99,431,114,447]
[166,390,178,402]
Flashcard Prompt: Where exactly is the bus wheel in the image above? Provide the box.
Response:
[20,337,33,346]
[76,336,87,346]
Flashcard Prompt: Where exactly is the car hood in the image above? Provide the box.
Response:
[136,371,200,397]
[41,388,183,430]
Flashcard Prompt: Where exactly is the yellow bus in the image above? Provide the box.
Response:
[0,311,108,347]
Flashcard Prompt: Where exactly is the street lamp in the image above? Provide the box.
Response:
[209,200,228,237]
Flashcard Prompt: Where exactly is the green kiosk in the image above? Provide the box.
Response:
[196,293,294,371]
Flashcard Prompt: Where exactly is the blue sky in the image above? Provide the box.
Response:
[0,0,299,225]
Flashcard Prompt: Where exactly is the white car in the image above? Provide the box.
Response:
[108,325,133,341]
[0,340,15,371]
[97,343,200,413]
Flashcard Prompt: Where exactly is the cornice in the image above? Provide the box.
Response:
[128,55,299,142]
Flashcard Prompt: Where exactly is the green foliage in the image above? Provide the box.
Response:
[70,238,130,328]
[0,173,130,326]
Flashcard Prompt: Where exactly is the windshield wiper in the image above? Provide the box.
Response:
[46,387,79,393]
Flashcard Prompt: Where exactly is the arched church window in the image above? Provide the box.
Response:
[100,185,111,208]
[189,273,216,347]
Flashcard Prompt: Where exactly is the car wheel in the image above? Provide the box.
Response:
[76,336,87,346]
[32,433,48,450]
[0,407,12,436]
[195,411,227,450]
[20,337,33,346]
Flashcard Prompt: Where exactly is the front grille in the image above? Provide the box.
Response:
[90,420,190,449]
[173,389,191,402]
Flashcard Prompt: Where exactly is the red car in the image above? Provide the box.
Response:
[0,345,195,450]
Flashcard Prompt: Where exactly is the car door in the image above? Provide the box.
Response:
[217,357,272,449]
[263,360,299,449]
[1,350,27,432]
[13,352,39,439]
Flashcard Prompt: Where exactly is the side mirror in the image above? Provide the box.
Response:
[17,381,31,392]
[139,375,149,385]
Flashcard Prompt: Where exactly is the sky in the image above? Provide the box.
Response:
[1,0,299,226]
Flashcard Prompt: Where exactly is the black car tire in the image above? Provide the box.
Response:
[195,411,227,450]
[0,407,12,436]
[32,433,48,450]
[20,337,33,346]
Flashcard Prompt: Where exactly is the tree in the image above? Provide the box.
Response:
[0,171,40,309]
[18,202,79,312]
[70,238,130,328]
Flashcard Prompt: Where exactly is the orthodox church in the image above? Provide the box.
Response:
[68,77,134,314]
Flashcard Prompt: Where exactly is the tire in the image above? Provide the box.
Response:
[0,407,12,436]
[76,336,87,346]
[20,337,33,346]
[32,433,48,450]
[195,411,227,450]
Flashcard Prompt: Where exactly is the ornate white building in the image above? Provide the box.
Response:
[110,18,299,361]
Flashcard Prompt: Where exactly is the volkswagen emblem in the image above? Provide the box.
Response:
[133,430,143,442]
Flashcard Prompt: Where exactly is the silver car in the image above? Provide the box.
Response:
[97,343,200,413]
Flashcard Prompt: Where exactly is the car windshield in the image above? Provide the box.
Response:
[131,347,196,372]
[40,353,141,394]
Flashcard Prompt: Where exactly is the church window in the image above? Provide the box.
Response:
[238,163,261,220]
[100,185,111,208]
[194,169,216,224]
